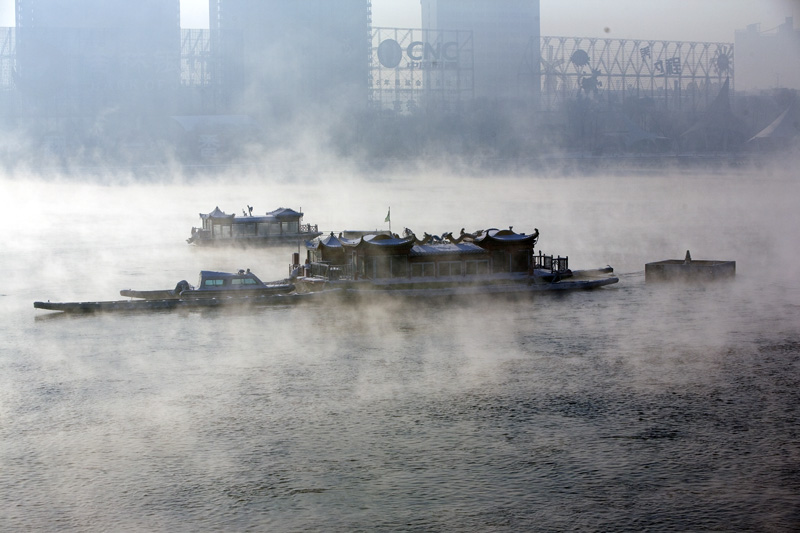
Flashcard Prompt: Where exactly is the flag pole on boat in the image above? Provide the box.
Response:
[385,207,391,235]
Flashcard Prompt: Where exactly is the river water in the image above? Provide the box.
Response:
[1,168,799,531]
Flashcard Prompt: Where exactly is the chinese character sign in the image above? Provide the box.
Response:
[666,57,681,75]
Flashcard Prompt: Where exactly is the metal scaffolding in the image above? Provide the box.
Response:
[535,36,734,111]
[0,28,14,90]
[180,29,212,87]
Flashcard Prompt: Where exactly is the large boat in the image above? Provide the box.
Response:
[34,228,618,313]
[290,227,619,297]
[187,206,321,246]
[34,270,298,313]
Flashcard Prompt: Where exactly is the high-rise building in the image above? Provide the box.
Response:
[735,18,800,91]
[14,0,181,116]
[209,0,371,119]
[421,0,540,105]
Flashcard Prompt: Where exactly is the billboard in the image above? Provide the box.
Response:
[539,36,734,110]
[370,27,474,114]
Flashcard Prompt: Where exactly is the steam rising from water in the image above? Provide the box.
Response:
[1,164,799,530]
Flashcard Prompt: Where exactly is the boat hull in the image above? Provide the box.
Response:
[294,268,618,297]
[34,292,315,314]
[120,285,295,300]
[188,233,322,247]
[35,268,617,313]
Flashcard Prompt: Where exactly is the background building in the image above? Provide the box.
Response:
[14,0,181,116]
[421,0,540,106]
[209,0,371,120]
[735,17,800,92]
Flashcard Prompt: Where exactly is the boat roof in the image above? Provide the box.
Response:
[200,207,303,221]
[200,206,235,220]
[199,270,263,283]
[307,228,538,252]
[230,215,279,223]
[314,232,346,248]
[266,207,303,218]
[411,243,488,256]
[353,233,416,249]
[474,228,539,245]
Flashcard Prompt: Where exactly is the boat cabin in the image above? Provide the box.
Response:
[302,228,566,281]
[197,270,264,289]
[189,206,320,245]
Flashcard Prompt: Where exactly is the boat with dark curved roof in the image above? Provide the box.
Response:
[290,227,618,297]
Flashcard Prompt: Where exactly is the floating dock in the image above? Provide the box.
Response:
[645,251,735,283]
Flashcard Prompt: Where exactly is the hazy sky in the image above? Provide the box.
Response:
[0,0,797,43]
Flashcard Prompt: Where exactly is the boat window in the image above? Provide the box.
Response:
[212,224,232,239]
[258,222,280,236]
[438,261,463,277]
[411,262,435,278]
[390,256,408,278]
[374,256,391,279]
[233,223,256,237]
[231,278,258,285]
[492,251,509,273]
[511,251,530,272]
[204,279,224,286]
[357,257,368,279]
[465,260,490,275]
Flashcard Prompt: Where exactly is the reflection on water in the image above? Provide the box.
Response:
[1,171,799,531]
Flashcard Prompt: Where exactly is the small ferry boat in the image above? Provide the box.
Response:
[290,227,618,297]
[187,206,321,246]
[34,270,297,313]
[121,270,294,299]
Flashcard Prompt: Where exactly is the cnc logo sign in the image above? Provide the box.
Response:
[377,39,460,70]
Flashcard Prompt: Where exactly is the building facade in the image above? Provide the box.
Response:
[735,17,800,92]
[14,0,181,116]
[209,0,371,119]
[421,0,540,105]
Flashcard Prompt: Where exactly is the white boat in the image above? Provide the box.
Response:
[187,206,321,246]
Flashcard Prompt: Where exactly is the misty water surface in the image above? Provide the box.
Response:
[1,167,798,531]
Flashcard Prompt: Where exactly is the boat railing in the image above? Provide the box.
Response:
[300,223,319,234]
[309,262,353,280]
[533,251,569,273]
